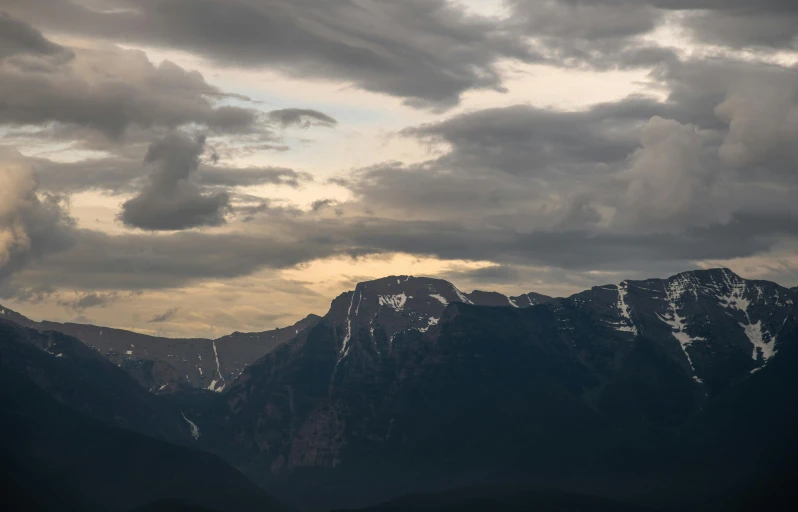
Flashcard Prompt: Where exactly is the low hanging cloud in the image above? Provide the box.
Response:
[119,133,231,231]
[0,149,75,283]
[28,154,313,194]
[58,291,119,311]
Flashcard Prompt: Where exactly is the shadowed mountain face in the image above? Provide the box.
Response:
[0,306,320,394]
[2,269,796,511]
[0,317,195,445]
[210,269,797,509]
[0,368,291,512]
[332,485,655,512]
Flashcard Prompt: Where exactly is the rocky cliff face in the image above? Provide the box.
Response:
[216,269,797,509]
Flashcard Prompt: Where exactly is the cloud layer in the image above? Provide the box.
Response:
[2,2,798,335]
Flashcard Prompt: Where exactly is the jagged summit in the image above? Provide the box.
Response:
[580,267,796,384]
[323,275,555,363]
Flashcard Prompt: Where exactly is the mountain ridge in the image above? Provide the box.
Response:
[2,267,797,510]
[0,305,321,394]
[211,267,796,509]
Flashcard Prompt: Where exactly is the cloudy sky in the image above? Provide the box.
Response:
[2,0,798,338]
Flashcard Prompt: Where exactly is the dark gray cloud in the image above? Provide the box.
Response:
[0,11,71,59]
[198,166,312,188]
[0,14,261,138]
[28,154,313,194]
[4,0,538,108]
[443,264,523,286]
[404,99,662,176]
[119,132,231,231]
[6,0,798,109]
[268,109,337,129]
[13,208,798,293]
[527,0,798,51]
[506,0,675,69]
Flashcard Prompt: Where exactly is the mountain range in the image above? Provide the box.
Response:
[2,268,796,511]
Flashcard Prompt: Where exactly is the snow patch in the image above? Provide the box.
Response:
[430,294,448,306]
[717,270,778,362]
[181,411,200,440]
[507,296,520,308]
[417,317,440,333]
[379,293,408,311]
[744,321,777,361]
[452,284,473,305]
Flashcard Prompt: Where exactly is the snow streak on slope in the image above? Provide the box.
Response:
[339,290,359,361]
[181,411,200,440]
[208,341,225,392]
[451,284,473,304]
[657,276,704,382]
[430,294,448,305]
[612,282,638,335]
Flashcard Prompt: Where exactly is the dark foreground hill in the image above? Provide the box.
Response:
[0,368,290,512]
[333,485,655,512]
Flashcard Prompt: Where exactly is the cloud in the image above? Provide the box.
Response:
[28,154,313,194]
[618,116,720,231]
[268,109,338,129]
[442,264,523,286]
[0,11,71,59]
[148,307,178,323]
[0,148,75,283]
[59,291,118,311]
[198,166,313,189]
[3,0,537,108]
[0,14,261,138]
[119,132,231,231]
[506,0,672,68]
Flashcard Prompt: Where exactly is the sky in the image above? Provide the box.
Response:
[2,0,798,338]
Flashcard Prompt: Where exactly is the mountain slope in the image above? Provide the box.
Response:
[0,305,320,393]
[0,317,195,445]
[0,367,291,512]
[213,269,796,509]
